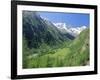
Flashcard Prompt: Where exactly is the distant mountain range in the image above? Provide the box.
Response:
[53,23,87,37]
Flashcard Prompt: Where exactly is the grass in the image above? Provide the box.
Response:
[23,45,89,68]
[22,29,90,68]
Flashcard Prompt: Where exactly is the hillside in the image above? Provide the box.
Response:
[23,11,74,49]
[64,28,90,66]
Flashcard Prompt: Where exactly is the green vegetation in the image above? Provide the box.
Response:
[22,11,90,68]
[23,29,89,68]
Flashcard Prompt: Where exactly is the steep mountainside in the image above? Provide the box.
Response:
[23,11,75,48]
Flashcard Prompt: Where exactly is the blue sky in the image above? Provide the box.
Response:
[38,11,90,28]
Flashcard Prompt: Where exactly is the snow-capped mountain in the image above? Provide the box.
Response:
[53,23,67,30]
[68,26,87,36]
[40,16,87,37]
[53,23,68,33]
[53,23,87,36]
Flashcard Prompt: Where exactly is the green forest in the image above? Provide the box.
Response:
[22,11,90,68]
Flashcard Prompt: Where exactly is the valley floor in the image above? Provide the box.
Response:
[23,45,89,68]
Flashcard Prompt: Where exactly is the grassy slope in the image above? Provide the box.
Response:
[23,29,89,68]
